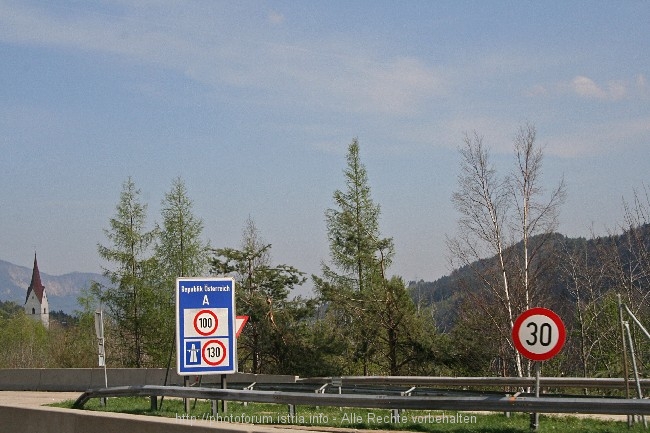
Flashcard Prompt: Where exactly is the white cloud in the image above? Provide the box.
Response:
[0,2,447,117]
[570,75,627,100]
[571,76,607,99]
[529,75,644,101]
[329,56,447,115]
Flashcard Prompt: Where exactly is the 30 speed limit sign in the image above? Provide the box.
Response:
[512,307,566,361]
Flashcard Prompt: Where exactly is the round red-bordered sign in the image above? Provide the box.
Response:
[193,309,218,336]
[202,339,227,366]
[512,307,566,361]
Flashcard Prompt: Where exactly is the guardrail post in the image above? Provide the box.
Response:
[315,383,328,409]
[150,395,157,411]
[397,386,416,415]
[288,404,296,418]
[243,382,256,407]
[332,377,342,394]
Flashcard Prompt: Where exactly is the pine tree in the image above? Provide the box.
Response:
[153,176,209,365]
[324,138,391,292]
[316,139,440,375]
[96,177,157,367]
[211,217,309,374]
[315,138,395,375]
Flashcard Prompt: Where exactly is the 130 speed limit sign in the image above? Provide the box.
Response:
[512,307,566,361]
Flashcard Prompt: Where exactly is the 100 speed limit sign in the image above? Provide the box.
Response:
[512,307,566,361]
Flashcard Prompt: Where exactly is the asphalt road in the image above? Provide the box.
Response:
[0,391,80,408]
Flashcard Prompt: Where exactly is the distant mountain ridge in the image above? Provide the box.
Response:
[408,224,650,331]
[0,259,105,313]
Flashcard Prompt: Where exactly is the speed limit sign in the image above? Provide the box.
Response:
[512,307,566,361]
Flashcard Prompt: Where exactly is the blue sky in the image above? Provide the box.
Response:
[1,1,649,293]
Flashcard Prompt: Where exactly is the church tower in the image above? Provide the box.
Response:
[24,253,49,329]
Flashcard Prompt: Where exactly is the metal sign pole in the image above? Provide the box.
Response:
[184,375,190,413]
[530,362,541,431]
[512,308,566,433]
[95,308,108,406]
[221,373,228,413]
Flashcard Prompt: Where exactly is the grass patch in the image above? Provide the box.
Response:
[50,397,649,432]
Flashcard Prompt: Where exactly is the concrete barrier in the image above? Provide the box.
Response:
[0,369,298,392]
[0,403,295,433]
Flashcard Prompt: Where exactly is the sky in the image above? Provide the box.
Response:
[1,1,649,295]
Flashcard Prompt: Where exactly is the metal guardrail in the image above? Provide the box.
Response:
[298,376,650,390]
[73,384,650,416]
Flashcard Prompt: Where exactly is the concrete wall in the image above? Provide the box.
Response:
[0,369,297,392]
[0,404,290,433]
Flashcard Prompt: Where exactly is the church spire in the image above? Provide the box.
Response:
[25,252,45,304]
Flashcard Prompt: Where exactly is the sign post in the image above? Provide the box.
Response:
[94,308,108,406]
[512,307,566,431]
[176,277,237,375]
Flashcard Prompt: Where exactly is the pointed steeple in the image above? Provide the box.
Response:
[25,253,45,304]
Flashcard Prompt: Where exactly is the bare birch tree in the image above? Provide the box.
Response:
[509,123,566,312]
[448,124,565,377]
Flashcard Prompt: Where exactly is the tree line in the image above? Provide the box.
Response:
[1,125,648,381]
[84,140,441,376]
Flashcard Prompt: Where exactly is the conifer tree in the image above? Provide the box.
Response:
[154,176,209,364]
[211,217,309,374]
[315,138,395,375]
[324,138,392,292]
[96,177,157,367]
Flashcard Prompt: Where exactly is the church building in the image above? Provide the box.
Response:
[24,254,49,329]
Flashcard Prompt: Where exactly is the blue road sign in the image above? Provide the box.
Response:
[176,277,236,375]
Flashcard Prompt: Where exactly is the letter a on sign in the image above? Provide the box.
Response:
[202,295,210,305]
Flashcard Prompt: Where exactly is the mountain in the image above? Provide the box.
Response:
[0,259,106,314]
[408,224,650,331]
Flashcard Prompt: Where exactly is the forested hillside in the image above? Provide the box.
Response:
[409,224,650,377]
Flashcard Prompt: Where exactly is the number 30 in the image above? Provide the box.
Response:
[525,322,552,346]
